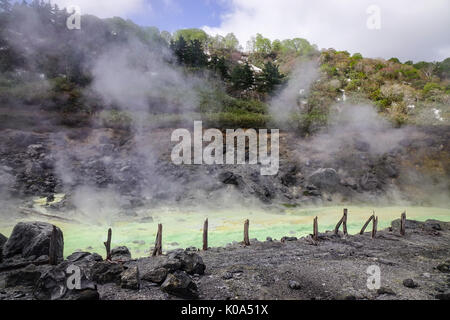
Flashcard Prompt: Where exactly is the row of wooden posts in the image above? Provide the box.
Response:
[48,209,407,264]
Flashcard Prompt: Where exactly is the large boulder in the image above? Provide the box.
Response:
[110,246,131,262]
[6,264,43,287]
[3,222,64,262]
[66,251,103,278]
[307,168,340,192]
[142,267,168,285]
[66,251,103,265]
[167,251,206,275]
[120,265,140,290]
[91,261,124,284]
[0,233,7,246]
[33,262,98,300]
[156,255,183,272]
[0,233,7,262]
[160,271,198,299]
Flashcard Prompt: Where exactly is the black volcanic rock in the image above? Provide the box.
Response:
[111,246,132,262]
[0,233,7,263]
[160,271,198,299]
[3,222,63,262]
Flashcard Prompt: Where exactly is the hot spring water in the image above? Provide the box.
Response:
[1,206,449,258]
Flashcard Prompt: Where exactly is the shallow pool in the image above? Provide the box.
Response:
[1,206,449,259]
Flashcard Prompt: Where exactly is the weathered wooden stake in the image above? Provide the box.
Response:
[244,219,250,246]
[49,226,58,265]
[360,214,375,235]
[400,212,406,236]
[203,219,208,251]
[343,208,348,236]
[152,224,163,256]
[334,208,348,235]
[103,228,112,260]
[371,216,378,239]
[313,216,318,241]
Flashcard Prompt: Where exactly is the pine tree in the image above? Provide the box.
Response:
[258,61,285,94]
[210,55,229,79]
[231,62,255,91]
[188,39,207,68]
[170,35,188,64]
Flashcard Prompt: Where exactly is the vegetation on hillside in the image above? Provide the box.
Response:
[0,0,448,132]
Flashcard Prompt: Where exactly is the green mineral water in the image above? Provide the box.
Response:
[1,205,449,259]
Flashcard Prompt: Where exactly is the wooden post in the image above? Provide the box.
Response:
[400,212,406,236]
[371,216,378,239]
[103,228,112,260]
[343,208,348,236]
[49,226,58,265]
[244,219,250,246]
[360,214,375,235]
[152,224,162,256]
[334,217,343,235]
[203,219,208,251]
[334,208,348,235]
[313,216,318,241]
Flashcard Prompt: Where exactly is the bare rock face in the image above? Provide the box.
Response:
[307,168,340,192]
[3,222,63,262]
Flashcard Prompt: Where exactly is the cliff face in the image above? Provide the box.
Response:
[0,123,448,212]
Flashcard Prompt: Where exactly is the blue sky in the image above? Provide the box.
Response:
[129,0,229,32]
[48,0,449,61]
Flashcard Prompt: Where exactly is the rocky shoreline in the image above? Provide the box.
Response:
[0,218,449,300]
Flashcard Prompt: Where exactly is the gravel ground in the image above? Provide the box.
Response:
[93,219,450,300]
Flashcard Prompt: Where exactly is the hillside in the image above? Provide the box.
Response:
[0,1,448,134]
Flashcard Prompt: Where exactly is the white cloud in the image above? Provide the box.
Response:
[203,0,450,61]
[50,0,148,18]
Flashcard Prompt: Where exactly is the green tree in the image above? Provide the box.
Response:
[208,34,225,51]
[435,57,450,80]
[209,55,229,79]
[272,39,282,53]
[223,33,239,51]
[254,33,272,55]
[171,35,188,64]
[187,39,208,68]
[174,28,208,44]
[281,38,314,55]
[231,62,255,91]
[414,61,436,79]
[257,61,285,94]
